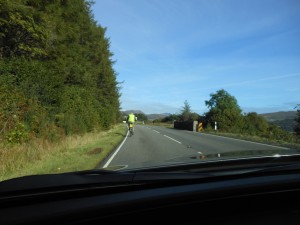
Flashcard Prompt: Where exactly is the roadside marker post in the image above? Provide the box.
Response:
[197,122,203,132]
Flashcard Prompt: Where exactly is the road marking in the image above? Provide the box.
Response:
[153,130,160,134]
[103,130,129,168]
[200,133,289,149]
[163,135,182,144]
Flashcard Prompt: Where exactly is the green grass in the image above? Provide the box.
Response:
[146,122,174,128]
[0,124,127,181]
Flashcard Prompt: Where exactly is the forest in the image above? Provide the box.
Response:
[0,0,121,143]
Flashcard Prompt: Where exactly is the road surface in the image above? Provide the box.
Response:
[101,124,289,170]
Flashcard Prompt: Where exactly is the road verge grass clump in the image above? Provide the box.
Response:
[0,124,127,181]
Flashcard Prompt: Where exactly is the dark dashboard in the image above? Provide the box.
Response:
[1,155,300,225]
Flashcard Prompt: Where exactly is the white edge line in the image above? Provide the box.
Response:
[103,131,129,168]
[153,130,160,134]
[163,135,182,144]
[200,132,289,150]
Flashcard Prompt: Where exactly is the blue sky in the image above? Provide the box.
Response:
[91,0,300,115]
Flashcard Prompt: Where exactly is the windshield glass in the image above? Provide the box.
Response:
[0,0,300,182]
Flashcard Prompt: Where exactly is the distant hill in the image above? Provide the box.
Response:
[260,111,297,132]
[147,113,171,121]
[121,110,170,121]
[122,110,144,115]
[260,111,297,122]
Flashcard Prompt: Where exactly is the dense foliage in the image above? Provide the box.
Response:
[205,89,242,132]
[203,89,298,142]
[204,89,295,142]
[156,90,298,143]
[0,0,120,143]
[180,100,200,121]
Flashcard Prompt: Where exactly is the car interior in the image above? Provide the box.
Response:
[1,156,300,225]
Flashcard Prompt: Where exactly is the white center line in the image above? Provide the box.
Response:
[153,130,160,134]
[163,135,182,144]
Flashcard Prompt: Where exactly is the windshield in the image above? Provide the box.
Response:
[0,0,300,182]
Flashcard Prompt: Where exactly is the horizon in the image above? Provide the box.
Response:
[91,0,300,115]
[121,109,297,116]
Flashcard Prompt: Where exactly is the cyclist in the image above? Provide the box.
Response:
[126,112,136,132]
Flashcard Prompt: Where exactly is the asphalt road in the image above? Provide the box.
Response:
[101,124,289,170]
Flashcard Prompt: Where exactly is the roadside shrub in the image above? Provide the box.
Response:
[5,122,28,144]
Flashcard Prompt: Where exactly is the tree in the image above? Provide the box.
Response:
[178,100,200,121]
[135,113,148,122]
[0,0,121,142]
[161,114,180,123]
[0,0,48,58]
[205,89,242,132]
[180,100,192,121]
[242,112,269,135]
[294,104,300,137]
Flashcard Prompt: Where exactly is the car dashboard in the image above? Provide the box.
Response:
[1,156,300,225]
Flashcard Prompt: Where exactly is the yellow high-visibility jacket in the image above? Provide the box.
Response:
[127,113,135,123]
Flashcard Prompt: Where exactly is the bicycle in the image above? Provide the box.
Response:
[128,123,134,136]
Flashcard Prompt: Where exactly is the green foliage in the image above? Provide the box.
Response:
[180,100,192,121]
[161,114,180,123]
[203,89,298,143]
[0,68,27,140]
[0,0,120,143]
[242,112,269,135]
[294,104,300,137]
[0,0,48,58]
[5,122,28,144]
[205,89,243,132]
[135,113,148,122]
[179,100,200,121]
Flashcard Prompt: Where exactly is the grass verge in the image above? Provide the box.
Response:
[147,122,174,128]
[0,124,127,181]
